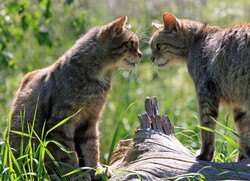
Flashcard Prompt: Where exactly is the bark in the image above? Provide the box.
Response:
[109,97,250,180]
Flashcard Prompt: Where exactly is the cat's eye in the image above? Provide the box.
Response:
[156,43,161,51]
[124,41,134,49]
[128,41,134,48]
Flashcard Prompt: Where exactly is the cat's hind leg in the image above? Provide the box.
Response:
[233,108,250,161]
[46,127,82,180]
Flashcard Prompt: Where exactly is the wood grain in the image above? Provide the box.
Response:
[110,97,250,180]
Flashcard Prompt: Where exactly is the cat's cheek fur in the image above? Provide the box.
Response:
[120,54,141,68]
[153,52,186,69]
[163,52,187,64]
[153,56,170,69]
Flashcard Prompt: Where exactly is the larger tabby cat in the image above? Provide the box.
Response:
[9,16,142,180]
[150,13,250,162]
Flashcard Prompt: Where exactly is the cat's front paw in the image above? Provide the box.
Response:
[236,152,250,162]
[93,165,112,181]
[82,173,92,181]
[196,148,214,161]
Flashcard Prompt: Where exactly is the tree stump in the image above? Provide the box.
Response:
[109,97,250,180]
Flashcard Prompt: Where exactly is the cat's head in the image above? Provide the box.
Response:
[97,16,142,72]
[150,13,190,69]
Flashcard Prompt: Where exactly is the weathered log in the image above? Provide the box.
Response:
[109,97,250,180]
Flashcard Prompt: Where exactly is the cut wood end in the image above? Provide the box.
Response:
[145,96,159,116]
[137,97,174,135]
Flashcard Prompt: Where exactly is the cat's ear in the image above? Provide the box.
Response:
[110,16,127,35]
[163,13,180,33]
[99,16,127,38]
[152,22,164,30]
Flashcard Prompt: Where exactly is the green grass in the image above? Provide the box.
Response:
[1,110,114,181]
[0,98,141,180]
[2,1,250,180]
[1,63,246,180]
[100,64,240,163]
[0,64,243,177]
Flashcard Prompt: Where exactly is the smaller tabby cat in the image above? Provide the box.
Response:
[9,16,142,180]
[150,13,250,162]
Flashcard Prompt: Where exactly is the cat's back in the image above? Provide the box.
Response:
[11,67,53,125]
[205,23,250,63]
[14,66,53,99]
[203,23,250,75]
[204,23,250,105]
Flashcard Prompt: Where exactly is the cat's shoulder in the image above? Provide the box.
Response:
[207,23,250,46]
[19,67,51,91]
[210,23,250,36]
[193,21,250,37]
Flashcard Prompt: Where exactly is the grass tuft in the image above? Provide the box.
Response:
[0,107,85,180]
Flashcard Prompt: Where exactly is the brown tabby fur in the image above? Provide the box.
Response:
[8,16,142,180]
[150,13,250,162]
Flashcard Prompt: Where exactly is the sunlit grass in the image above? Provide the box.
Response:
[0,109,94,180]
[2,1,250,180]
[101,63,239,163]
[0,100,138,180]
[1,63,247,180]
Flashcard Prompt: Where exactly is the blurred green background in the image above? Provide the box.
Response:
[1,0,250,163]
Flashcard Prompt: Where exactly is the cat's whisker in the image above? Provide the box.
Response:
[139,33,150,42]
[135,25,151,44]
[118,68,133,79]
[119,64,139,79]
[152,63,166,80]
[152,63,158,73]
[131,64,139,78]
[135,24,143,35]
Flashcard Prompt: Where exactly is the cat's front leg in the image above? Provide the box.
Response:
[46,128,81,180]
[75,122,111,180]
[196,86,219,161]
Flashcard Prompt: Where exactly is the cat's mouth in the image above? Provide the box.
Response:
[123,59,138,67]
[157,60,169,67]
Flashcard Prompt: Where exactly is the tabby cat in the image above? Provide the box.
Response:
[150,13,250,162]
[9,16,142,180]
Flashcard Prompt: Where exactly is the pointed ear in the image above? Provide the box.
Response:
[152,22,164,30]
[99,16,128,39]
[163,13,180,33]
[111,16,127,34]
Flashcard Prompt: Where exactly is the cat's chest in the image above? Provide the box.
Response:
[61,78,110,103]
[54,81,109,125]
[74,89,107,115]
[187,56,209,84]
[69,95,107,128]
[187,39,207,80]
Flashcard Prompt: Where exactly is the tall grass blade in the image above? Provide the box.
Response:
[106,102,136,165]
[196,125,214,133]
[212,118,250,160]
[45,108,82,136]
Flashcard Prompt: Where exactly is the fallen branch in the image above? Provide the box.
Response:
[110,97,250,180]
